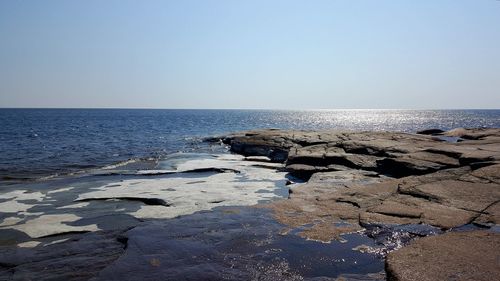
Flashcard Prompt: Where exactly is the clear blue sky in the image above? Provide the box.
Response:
[0,0,499,109]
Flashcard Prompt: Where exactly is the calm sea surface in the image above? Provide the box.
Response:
[1,109,499,180]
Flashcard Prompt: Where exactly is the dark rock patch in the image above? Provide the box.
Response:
[416,128,445,135]
[376,157,444,178]
[77,197,171,207]
[178,167,241,174]
[0,230,126,281]
[0,229,31,247]
[69,214,142,231]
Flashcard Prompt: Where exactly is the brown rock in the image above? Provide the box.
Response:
[285,164,340,179]
[405,151,460,167]
[474,201,500,226]
[407,180,499,211]
[296,221,362,243]
[218,128,500,242]
[364,194,477,229]
[470,163,500,184]
[359,212,420,226]
[386,230,500,281]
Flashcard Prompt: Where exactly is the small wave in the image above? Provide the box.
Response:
[21,170,89,182]
[101,159,141,170]
[1,157,157,183]
[1,172,69,184]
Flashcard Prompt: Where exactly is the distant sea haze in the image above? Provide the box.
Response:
[1,109,499,181]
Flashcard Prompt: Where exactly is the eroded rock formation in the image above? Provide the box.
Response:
[217,127,500,280]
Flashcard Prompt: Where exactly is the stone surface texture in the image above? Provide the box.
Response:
[385,230,500,281]
[219,128,500,280]
[0,128,499,280]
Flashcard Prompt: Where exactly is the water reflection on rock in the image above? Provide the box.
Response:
[94,207,385,281]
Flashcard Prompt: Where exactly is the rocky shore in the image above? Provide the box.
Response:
[213,127,500,280]
[0,128,498,280]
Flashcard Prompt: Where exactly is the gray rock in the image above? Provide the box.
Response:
[0,231,125,281]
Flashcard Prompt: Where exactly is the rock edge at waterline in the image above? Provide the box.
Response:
[210,127,500,281]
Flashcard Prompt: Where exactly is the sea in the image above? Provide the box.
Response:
[1,108,499,182]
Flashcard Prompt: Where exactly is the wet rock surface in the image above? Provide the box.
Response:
[0,153,293,280]
[0,207,390,281]
[94,207,385,281]
[0,153,288,240]
[0,230,126,281]
[0,128,499,280]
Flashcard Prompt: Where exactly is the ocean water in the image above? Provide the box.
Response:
[1,108,499,181]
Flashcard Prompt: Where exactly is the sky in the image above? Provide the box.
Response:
[0,0,499,109]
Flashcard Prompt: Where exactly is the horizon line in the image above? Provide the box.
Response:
[0,107,500,111]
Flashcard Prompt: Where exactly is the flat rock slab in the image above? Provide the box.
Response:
[0,154,288,240]
[94,207,385,281]
[0,206,389,281]
[0,230,125,281]
[386,230,500,281]
[269,165,500,239]
[214,128,500,243]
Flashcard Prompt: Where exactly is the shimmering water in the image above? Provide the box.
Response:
[1,108,499,180]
